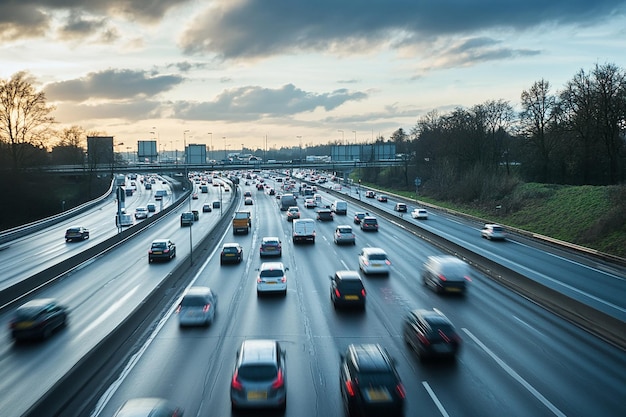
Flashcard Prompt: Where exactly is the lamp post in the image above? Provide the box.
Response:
[297,136,302,164]
[208,132,213,162]
[151,127,159,162]
[183,130,190,164]
[223,137,227,160]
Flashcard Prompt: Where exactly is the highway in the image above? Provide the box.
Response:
[0,172,624,417]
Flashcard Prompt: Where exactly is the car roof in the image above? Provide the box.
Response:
[223,242,240,248]
[185,286,212,296]
[348,344,392,372]
[240,339,279,364]
[152,239,169,244]
[260,262,285,271]
[18,298,58,310]
[362,247,386,255]
[262,236,280,242]
[335,270,362,281]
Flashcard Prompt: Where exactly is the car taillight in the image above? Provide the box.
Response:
[203,304,211,312]
[334,289,341,298]
[148,250,153,254]
[271,369,284,389]
[176,305,181,313]
[257,277,262,283]
[164,248,170,253]
[396,383,406,399]
[385,260,391,265]
[281,276,287,283]
[363,260,370,266]
[231,370,243,390]
[418,333,430,345]
[438,329,451,343]
[439,274,447,281]
[361,289,366,297]
[464,275,472,282]
[345,380,356,397]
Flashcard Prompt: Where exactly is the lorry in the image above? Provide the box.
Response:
[292,219,316,243]
[232,211,251,234]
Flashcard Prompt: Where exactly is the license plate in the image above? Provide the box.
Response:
[15,322,34,329]
[446,287,462,292]
[153,251,162,255]
[344,295,359,300]
[247,391,267,400]
[365,388,391,401]
[266,281,276,285]
[225,254,234,257]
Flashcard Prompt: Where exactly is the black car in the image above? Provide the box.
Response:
[148,239,176,262]
[330,270,366,310]
[360,216,379,231]
[212,201,221,209]
[340,344,405,417]
[317,208,333,221]
[9,298,68,341]
[65,226,89,242]
[220,243,243,264]
[353,212,366,225]
[403,309,461,361]
[202,204,212,213]
[377,195,388,202]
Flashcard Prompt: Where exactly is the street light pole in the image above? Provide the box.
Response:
[183,130,190,164]
[208,132,213,162]
[297,136,302,164]
[223,137,227,160]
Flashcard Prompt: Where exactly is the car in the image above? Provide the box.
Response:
[212,200,221,209]
[244,191,252,197]
[377,195,388,202]
[317,208,333,221]
[147,203,156,212]
[202,204,212,213]
[481,223,506,240]
[257,262,288,296]
[360,216,378,231]
[334,225,356,245]
[65,226,89,242]
[9,298,68,341]
[394,203,407,212]
[192,210,199,221]
[148,239,176,262]
[224,187,230,192]
[244,197,254,205]
[304,198,316,208]
[286,206,300,221]
[411,208,428,219]
[358,247,391,275]
[134,207,148,219]
[330,270,366,310]
[112,397,184,417]
[192,193,199,200]
[144,182,152,190]
[260,236,282,257]
[353,212,366,225]
[340,344,405,417]
[230,339,287,410]
[403,309,461,361]
[180,212,194,226]
[422,255,471,294]
[220,243,244,264]
[365,190,376,198]
[177,286,218,327]
[268,188,275,196]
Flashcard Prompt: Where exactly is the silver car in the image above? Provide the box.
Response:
[334,225,356,245]
[177,286,217,327]
[230,339,287,410]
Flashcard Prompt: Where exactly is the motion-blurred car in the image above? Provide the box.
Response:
[220,243,244,264]
[317,208,333,221]
[230,339,287,410]
[65,226,89,242]
[377,195,388,202]
[244,197,254,205]
[134,207,148,219]
[112,397,184,417]
[358,247,390,275]
[411,208,428,219]
[334,225,356,245]
[340,344,405,416]
[257,262,288,296]
[9,298,68,341]
[286,206,300,221]
[360,216,378,231]
[260,236,282,257]
[422,255,471,294]
[481,223,506,240]
[330,270,366,310]
[177,286,217,327]
[148,239,176,263]
[202,204,212,213]
[394,203,407,212]
[353,212,366,225]
[403,308,461,361]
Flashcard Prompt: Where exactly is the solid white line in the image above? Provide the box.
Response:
[422,381,450,417]
[462,328,567,417]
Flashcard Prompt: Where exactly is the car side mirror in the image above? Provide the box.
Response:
[285,267,289,271]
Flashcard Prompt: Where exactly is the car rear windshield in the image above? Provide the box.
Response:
[492,226,504,232]
[356,371,397,386]
[368,254,387,261]
[238,364,278,381]
[339,281,364,291]
[223,247,238,253]
[427,323,456,339]
[338,227,352,233]
[260,269,284,278]
[263,241,279,247]
[441,264,469,278]
[181,295,208,307]
[364,219,377,224]
[152,242,166,249]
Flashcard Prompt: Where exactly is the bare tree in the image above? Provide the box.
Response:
[0,72,55,170]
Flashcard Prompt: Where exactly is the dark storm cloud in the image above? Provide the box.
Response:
[179,0,626,58]
[0,0,193,40]
[57,11,111,40]
[171,84,368,121]
[44,69,184,101]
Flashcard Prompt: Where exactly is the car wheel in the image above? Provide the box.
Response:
[149,257,153,263]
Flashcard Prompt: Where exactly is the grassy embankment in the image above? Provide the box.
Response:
[382,183,626,259]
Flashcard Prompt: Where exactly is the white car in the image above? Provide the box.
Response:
[134,207,148,219]
[411,208,428,220]
[481,224,506,240]
[257,262,288,296]
[304,198,316,208]
[177,286,217,326]
[358,247,391,275]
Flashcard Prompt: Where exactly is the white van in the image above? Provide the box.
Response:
[292,219,316,243]
[331,200,347,215]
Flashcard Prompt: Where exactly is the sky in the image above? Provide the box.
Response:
[1,0,625,154]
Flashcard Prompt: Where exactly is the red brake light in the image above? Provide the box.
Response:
[396,383,406,399]
[231,370,243,390]
[203,304,211,312]
[345,380,356,397]
[464,275,472,282]
[418,333,430,345]
[438,274,447,281]
[176,305,181,313]
[272,369,284,389]
[385,260,391,265]
[361,289,366,297]
[334,289,341,298]
[438,329,450,343]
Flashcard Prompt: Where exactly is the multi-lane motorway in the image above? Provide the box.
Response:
[0,172,625,417]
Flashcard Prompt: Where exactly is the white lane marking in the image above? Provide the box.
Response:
[422,381,450,417]
[463,328,567,417]
[77,286,138,340]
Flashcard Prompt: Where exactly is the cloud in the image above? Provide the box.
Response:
[44,69,185,102]
[179,0,626,59]
[52,101,162,122]
[171,83,368,121]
